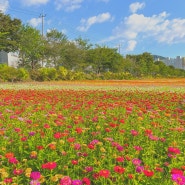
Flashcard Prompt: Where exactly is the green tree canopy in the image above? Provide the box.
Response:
[0,13,22,52]
[18,25,44,70]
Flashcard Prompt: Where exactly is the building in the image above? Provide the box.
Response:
[0,51,19,68]
[153,55,184,70]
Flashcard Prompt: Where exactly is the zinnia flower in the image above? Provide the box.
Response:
[99,169,110,178]
[72,180,82,185]
[60,176,72,185]
[42,162,57,170]
[30,171,41,180]
[172,174,185,185]
[143,170,154,177]
[132,158,142,166]
[114,166,125,174]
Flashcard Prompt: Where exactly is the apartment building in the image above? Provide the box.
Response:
[154,55,185,70]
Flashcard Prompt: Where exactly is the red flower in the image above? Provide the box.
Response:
[143,170,154,177]
[75,127,83,134]
[13,169,23,175]
[82,177,91,185]
[99,169,110,178]
[54,132,62,139]
[116,156,124,163]
[42,162,57,170]
[71,160,78,165]
[88,144,95,149]
[36,145,44,150]
[114,166,125,174]
[171,168,184,176]
[4,178,13,183]
[128,174,134,179]
[67,137,75,143]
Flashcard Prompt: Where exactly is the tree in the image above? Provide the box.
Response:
[44,29,68,68]
[87,45,123,74]
[0,13,22,52]
[18,25,44,70]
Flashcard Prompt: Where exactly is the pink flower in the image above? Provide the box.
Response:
[132,158,141,166]
[131,130,138,136]
[168,147,181,154]
[30,180,40,185]
[60,176,72,185]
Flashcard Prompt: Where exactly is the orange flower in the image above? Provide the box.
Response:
[5,152,14,159]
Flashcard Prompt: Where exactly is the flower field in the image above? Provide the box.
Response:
[0,81,185,185]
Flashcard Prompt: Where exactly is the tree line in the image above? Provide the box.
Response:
[0,12,185,82]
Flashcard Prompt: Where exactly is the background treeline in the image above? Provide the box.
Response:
[0,12,185,82]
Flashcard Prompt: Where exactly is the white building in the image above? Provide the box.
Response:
[0,51,19,68]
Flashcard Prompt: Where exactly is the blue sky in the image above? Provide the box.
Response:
[1,0,185,58]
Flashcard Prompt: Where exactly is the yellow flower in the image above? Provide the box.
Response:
[0,168,6,173]
[100,147,106,152]
[22,159,27,163]
[98,142,103,146]
[50,175,59,182]
[25,168,32,173]
[25,172,31,178]
[55,174,63,179]
[1,172,8,178]
[59,140,65,144]
[96,126,101,130]
[39,175,45,183]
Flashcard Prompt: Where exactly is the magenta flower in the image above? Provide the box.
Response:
[30,171,41,180]
[8,157,19,164]
[72,180,82,185]
[85,166,93,173]
[136,166,144,173]
[172,174,185,185]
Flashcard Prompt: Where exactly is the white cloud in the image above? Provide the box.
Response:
[129,2,145,14]
[54,0,83,12]
[21,0,49,6]
[77,12,113,32]
[126,40,137,51]
[28,17,42,27]
[102,9,185,52]
[0,0,9,13]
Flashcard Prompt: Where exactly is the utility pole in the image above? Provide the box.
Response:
[39,12,46,37]
[39,12,46,67]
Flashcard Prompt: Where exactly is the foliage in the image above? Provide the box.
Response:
[18,25,44,70]
[0,13,22,52]
[0,64,29,82]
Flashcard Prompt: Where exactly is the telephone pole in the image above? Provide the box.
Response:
[39,12,46,67]
[39,12,46,37]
